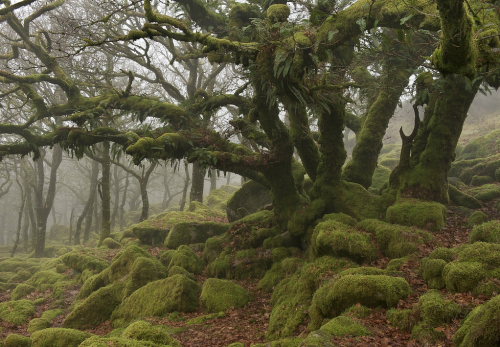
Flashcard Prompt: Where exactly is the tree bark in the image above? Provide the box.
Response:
[190,161,205,204]
[99,140,111,245]
[74,159,99,245]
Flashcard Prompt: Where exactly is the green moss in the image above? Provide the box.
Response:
[370,165,391,191]
[267,257,355,340]
[467,184,500,202]
[186,312,225,325]
[386,199,447,231]
[64,283,124,329]
[41,309,64,321]
[4,334,32,347]
[102,238,122,249]
[31,328,91,347]
[428,247,456,262]
[78,336,166,346]
[343,304,371,319]
[168,265,196,280]
[467,211,489,228]
[121,320,181,346]
[313,219,377,263]
[386,257,408,271]
[442,261,487,293]
[411,323,445,344]
[469,220,500,243]
[132,226,167,246]
[448,185,482,209]
[164,222,228,249]
[0,258,40,272]
[470,175,495,186]
[205,185,238,210]
[200,278,252,313]
[258,258,303,293]
[168,245,204,275]
[11,283,36,300]
[301,330,336,347]
[206,249,232,279]
[418,289,461,326]
[386,308,418,332]
[419,258,447,289]
[233,249,272,279]
[124,257,164,297]
[358,219,432,258]
[308,275,411,330]
[322,213,358,226]
[61,250,109,273]
[111,274,200,327]
[27,317,51,333]
[338,267,387,276]
[159,250,176,267]
[454,294,500,346]
[320,315,372,336]
[266,4,290,22]
[17,269,33,280]
[0,300,34,325]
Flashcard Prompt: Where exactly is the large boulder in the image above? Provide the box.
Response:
[0,300,35,325]
[386,199,447,231]
[200,278,252,313]
[164,222,229,249]
[111,274,200,327]
[31,328,91,347]
[226,180,272,222]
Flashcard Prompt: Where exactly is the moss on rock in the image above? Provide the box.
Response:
[312,219,377,263]
[168,245,204,275]
[319,315,372,336]
[454,294,500,346]
[308,275,411,330]
[469,220,500,243]
[226,180,272,222]
[467,211,489,228]
[4,334,32,347]
[121,320,182,347]
[448,185,482,209]
[165,222,229,249]
[200,278,252,313]
[266,257,355,340]
[257,258,303,293]
[386,308,418,332]
[27,317,51,333]
[61,250,109,273]
[467,184,500,202]
[111,274,200,327]
[0,300,34,325]
[11,283,36,300]
[31,328,91,347]
[418,289,461,326]
[64,283,124,329]
[358,219,432,258]
[168,265,196,280]
[386,199,447,231]
[103,238,122,249]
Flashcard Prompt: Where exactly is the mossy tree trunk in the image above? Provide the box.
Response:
[111,164,120,230]
[34,145,63,258]
[99,140,112,245]
[342,47,415,188]
[190,161,205,204]
[390,74,479,202]
[139,162,157,222]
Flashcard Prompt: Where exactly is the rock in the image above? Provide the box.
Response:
[121,320,182,346]
[164,222,229,249]
[102,237,122,249]
[4,334,32,347]
[466,211,489,228]
[200,278,252,313]
[30,328,91,347]
[111,274,200,327]
[226,180,272,222]
[27,318,51,333]
[11,283,36,300]
[469,220,500,243]
[449,185,482,209]
[386,199,447,231]
[320,315,372,336]
[168,245,204,275]
[0,300,35,325]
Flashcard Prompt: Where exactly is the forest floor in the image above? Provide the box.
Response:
[0,196,498,347]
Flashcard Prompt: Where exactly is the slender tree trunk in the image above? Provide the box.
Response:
[210,170,217,192]
[119,174,129,231]
[190,161,205,204]
[68,206,75,245]
[138,162,157,222]
[180,161,190,211]
[0,213,5,246]
[99,141,111,245]
[21,202,30,252]
[35,145,63,258]
[111,164,119,230]
[75,160,99,245]
[11,181,25,257]
[83,194,95,244]
[226,172,231,185]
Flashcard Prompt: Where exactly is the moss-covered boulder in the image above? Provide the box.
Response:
[205,185,239,210]
[0,257,40,272]
[102,237,122,249]
[467,184,500,202]
[165,222,229,249]
[308,275,411,330]
[266,257,355,340]
[24,270,69,297]
[449,184,482,209]
[312,219,377,263]
[454,294,500,346]
[469,220,500,243]
[4,334,32,347]
[386,199,447,231]
[31,328,91,347]
[206,247,273,280]
[48,223,70,241]
[418,289,461,326]
[0,299,35,325]
[200,278,252,313]
[64,283,124,329]
[358,219,432,258]
[28,317,51,333]
[467,211,489,228]
[226,180,272,222]
[132,225,168,246]
[301,330,336,347]
[319,315,372,336]
[78,336,170,346]
[258,258,304,292]
[11,283,36,300]
[168,265,196,280]
[61,250,110,273]
[370,165,391,191]
[111,274,200,327]
[121,320,182,347]
[420,242,500,295]
[167,245,204,275]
